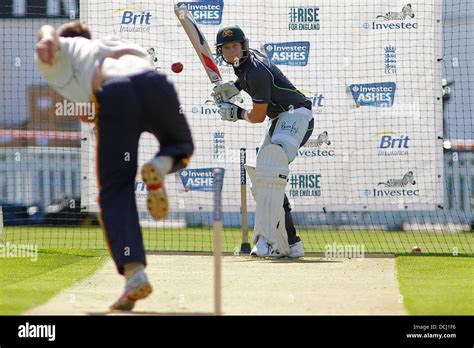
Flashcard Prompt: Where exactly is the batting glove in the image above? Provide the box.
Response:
[212,81,240,104]
[218,102,244,122]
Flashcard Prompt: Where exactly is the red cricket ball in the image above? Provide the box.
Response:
[411,246,422,254]
[171,62,184,73]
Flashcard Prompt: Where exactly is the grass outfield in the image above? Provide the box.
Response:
[3,226,474,255]
[0,228,472,315]
[397,256,474,315]
[0,249,107,315]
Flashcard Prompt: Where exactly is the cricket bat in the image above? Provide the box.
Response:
[174,5,224,87]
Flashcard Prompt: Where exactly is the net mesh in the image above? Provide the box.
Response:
[0,0,473,255]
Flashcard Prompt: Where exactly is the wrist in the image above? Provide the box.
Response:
[240,109,253,123]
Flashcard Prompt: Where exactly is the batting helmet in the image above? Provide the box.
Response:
[215,25,249,64]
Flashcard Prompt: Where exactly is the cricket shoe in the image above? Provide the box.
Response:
[142,159,168,220]
[250,236,283,258]
[110,270,153,311]
[289,241,304,258]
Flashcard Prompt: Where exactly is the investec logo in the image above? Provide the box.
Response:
[363,4,418,30]
[263,42,310,66]
[299,131,335,157]
[288,173,321,197]
[191,101,219,116]
[364,171,419,197]
[116,8,152,32]
[176,0,223,25]
[376,131,410,156]
[288,7,320,31]
[350,82,396,108]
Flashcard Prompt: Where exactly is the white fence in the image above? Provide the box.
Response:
[0,147,81,207]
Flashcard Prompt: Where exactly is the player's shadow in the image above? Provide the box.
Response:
[232,257,342,264]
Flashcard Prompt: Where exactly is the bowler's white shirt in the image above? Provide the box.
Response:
[36,36,152,102]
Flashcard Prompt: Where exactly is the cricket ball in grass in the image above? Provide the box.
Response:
[171,62,184,73]
[411,245,422,254]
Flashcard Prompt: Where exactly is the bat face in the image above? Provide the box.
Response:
[175,5,222,84]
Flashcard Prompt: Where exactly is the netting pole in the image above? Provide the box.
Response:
[213,168,223,315]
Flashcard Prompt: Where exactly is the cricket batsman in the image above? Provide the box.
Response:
[35,21,194,310]
[212,26,313,257]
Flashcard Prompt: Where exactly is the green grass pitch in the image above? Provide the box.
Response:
[1,226,472,314]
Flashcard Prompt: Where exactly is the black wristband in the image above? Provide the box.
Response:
[237,106,245,120]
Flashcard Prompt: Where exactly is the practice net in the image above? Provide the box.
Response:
[0,0,473,255]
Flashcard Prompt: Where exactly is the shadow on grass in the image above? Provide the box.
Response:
[86,311,215,316]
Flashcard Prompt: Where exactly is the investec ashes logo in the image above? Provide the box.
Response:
[376,131,411,156]
[350,82,396,108]
[288,7,320,31]
[363,4,418,31]
[263,42,310,66]
[364,171,419,197]
[176,0,223,25]
[116,8,152,33]
[179,168,224,192]
[289,173,321,197]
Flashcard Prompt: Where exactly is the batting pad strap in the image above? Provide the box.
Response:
[256,166,288,185]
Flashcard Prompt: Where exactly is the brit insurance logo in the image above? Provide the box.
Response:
[289,173,321,197]
[263,42,310,66]
[115,8,152,33]
[301,90,325,115]
[363,171,419,198]
[176,0,223,25]
[363,4,418,31]
[375,131,411,156]
[178,168,225,192]
[298,131,335,158]
[350,82,396,108]
[288,7,320,31]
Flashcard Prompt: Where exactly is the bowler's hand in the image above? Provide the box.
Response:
[36,37,59,65]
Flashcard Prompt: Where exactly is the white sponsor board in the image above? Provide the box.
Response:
[81,0,443,215]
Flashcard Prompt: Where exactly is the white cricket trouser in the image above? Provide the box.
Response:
[258,107,313,163]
